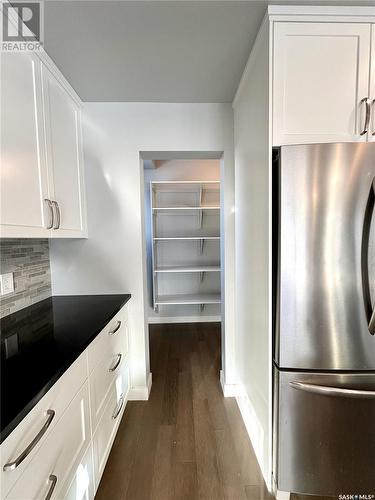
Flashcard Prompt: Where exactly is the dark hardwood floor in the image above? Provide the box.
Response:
[95,323,332,500]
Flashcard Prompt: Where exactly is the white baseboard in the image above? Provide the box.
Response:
[128,373,153,401]
[275,491,290,500]
[220,370,243,397]
[148,315,221,324]
[235,385,272,492]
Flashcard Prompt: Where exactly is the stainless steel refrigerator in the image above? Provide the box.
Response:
[273,142,375,497]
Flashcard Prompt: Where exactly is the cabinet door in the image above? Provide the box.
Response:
[42,64,87,237]
[273,22,371,146]
[0,52,51,237]
[369,24,375,142]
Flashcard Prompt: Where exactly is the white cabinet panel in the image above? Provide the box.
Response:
[273,22,371,145]
[370,25,375,142]
[42,64,87,237]
[0,52,50,237]
[6,382,90,500]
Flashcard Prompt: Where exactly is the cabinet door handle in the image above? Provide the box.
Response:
[45,474,58,500]
[372,99,375,136]
[3,410,55,471]
[52,201,61,229]
[112,394,125,419]
[109,353,122,372]
[108,321,121,335]
[360,97,371,136]
[44,199,54,229]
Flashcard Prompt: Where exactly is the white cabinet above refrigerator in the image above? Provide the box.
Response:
[273,22,375,145]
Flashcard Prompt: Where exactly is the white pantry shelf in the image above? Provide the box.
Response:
[151,180,220,185]
[155,293,221,306]
[152,206,220,211]
[153,236,220,241]
[154,265,220,273]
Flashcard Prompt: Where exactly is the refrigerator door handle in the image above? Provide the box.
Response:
[290,381,375,399]
[361,177,375,335]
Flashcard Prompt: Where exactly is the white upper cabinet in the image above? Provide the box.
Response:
[273,22,372,145]
[42,64,86,237]
[0,52,50,238]
[0,51,87,238]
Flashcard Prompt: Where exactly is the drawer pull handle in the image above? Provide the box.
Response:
[45,474,58,500]
[112,394,124,420]
[109,353,122,372]
[108,321,121,335]
[3,410,55,471]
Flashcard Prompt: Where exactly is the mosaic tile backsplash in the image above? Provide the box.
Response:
[0,239,51,318]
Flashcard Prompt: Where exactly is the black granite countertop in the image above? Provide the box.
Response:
[0,294,131,444]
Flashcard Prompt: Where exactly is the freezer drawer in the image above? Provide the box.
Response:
[275,369,375,497]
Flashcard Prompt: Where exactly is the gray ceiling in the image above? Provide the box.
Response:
[44,0,374,103]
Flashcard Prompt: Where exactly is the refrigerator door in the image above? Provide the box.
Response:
[276,142,375,370]
[276,369,375,496]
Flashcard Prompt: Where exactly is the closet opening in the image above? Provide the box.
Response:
[140,152,224,380]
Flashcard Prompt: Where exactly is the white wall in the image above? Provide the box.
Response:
[232,19,272,488]
[144,159,221,323]
[50,102,236,394]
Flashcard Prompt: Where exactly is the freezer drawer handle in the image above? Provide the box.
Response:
[290,381,375,399]
[361,177,375,335]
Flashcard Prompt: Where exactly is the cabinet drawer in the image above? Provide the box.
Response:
[92,361,129,489]
[6,382,90,500]
[87,306,128,374]
[0,352,87,498]
[60,444,94,500]
[89,328,128,431]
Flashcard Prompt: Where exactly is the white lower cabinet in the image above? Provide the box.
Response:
[1,302,130,500]
[6,382,90,500]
